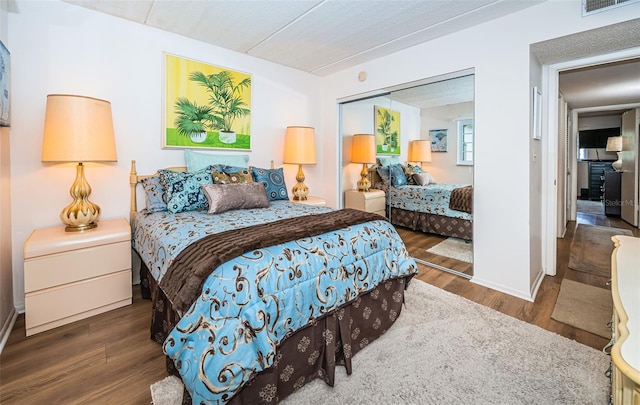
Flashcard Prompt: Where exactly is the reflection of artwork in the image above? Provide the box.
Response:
[164,53,252,150]
[429,129,448,152]
[0,41,9,127]
[374,106,400,155]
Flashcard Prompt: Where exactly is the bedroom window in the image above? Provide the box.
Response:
[457,119,473,165]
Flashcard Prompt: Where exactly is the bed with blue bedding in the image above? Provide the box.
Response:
[374,163,473,241]
[130,161,418,404]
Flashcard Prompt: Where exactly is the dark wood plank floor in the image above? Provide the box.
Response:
[0,205,636,403]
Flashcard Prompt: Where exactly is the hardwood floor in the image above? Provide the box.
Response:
[0,207,636,403]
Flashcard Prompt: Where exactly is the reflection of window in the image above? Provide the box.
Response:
[457,119,473,165]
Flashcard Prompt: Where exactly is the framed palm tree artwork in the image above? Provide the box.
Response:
[163,53,252,150]
[374,106,400,155]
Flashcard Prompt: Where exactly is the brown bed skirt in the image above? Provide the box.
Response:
[140,262,414,404]
[390,207,473,241]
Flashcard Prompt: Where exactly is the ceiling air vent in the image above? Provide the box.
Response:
[583,0,640,15]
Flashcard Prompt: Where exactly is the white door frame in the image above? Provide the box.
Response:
[543,48,640,276]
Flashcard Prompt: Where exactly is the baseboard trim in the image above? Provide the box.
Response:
[470,277,535,302]
[0,308,18,355]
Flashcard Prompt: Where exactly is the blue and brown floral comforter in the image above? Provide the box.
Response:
[387,184,473,220]
[132,201,417,404]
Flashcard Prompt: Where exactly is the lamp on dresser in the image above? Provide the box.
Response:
[41,94,117,232]
[283,126,316,201]
[606,136,623,172]
[408,139,432,169]
[351,134,376,192]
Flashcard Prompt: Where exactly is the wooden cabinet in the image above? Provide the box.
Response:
[588,161,615,201]
[604,171,622,217]
[610,235,640,405]
[23,218,132,336]
[344,189,386,216]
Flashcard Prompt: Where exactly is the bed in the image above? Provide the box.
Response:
[373,163,473,241]
[128,160,418,404]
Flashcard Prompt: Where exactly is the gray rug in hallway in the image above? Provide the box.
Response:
[551,278,613,338]
[151,280,610,404]
[568,223,633,277]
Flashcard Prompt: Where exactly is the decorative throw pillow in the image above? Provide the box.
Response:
[251,167,289,201]
[375,166,390,185]
[158,168,213,213]
[140,175,167,213]
[389,163,408,187]
[201,183,270,214]
[413,172,437,186]
[407,163,424,174]
[225,167,254,183]
[184,149,250,172]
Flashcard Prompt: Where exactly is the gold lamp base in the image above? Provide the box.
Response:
[357,163,371,192]
[291,164,309,201]
[61,163,101,232]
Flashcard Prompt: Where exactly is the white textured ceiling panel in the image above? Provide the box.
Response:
[64,0,153,23]
[390,75,475,109]
[145,1,322,53]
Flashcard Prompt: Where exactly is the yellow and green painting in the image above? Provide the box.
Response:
[374,106,400,155]
[164,54,252,150]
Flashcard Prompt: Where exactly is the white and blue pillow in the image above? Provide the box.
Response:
[389,163,408,187]
[158,167,213,213]
[251,167,289,201]
[140,175,168,213]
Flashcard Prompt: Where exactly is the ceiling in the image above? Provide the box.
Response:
[64,1,639,114]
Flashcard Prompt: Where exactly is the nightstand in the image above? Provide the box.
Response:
[345,189,386,216]
[291,196,327,206]
[23,218,132,336]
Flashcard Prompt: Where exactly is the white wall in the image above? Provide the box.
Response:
[8,0,323,311]
[421,102,474,184]
[320,0,639,300]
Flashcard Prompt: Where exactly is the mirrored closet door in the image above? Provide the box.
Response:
[339,71,475,278]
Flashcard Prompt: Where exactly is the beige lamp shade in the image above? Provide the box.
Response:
[42,94,117,163]
[283,126,316,165]
[351,134,376,164]
[606,136,622,152]
[408,139,432,163]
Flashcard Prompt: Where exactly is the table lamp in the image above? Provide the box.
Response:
[606,136,622,172]
[283,126,316,200]
[351,134,376,192]
[41,94,117,232]
[408,139,432,170]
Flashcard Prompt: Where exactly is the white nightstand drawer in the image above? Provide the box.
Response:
[365,197,386,213]
[25,269,132,334]
[24,241,131,293]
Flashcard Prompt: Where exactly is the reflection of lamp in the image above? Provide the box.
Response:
[283,126,316,200]
[606,136,623,172]
[408,139,432,169]
[351,134,376,192]
[42,94,117,232]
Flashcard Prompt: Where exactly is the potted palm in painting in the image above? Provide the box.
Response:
[375,106,400,154]
[174,97,213,143]
[189,70,251,144]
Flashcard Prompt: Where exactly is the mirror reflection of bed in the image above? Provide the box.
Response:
[340,71,474,278]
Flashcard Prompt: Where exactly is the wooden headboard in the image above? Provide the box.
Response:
[129,160,186,224]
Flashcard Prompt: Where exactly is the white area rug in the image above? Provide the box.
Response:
[426,237,473,263]
[151,280,610,404]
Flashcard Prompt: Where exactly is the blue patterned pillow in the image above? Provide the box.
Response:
[158,168,213,213]
[376,166,390,186]
[404,164,424,185]
[251,167,289,201]
[140,175,167,213]
[389,164,408,187]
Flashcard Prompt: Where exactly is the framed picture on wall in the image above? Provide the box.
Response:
[429,129,448,152]
[163,53,252,150]
[0,40,10,127]
[374,105,400,155]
